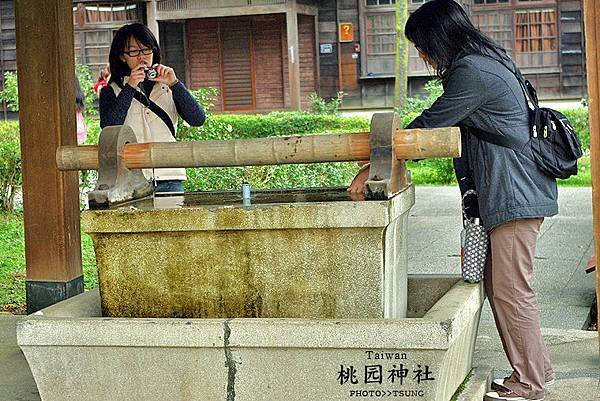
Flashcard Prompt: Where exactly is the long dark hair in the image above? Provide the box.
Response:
[108,23,161,86]
[75,76,85,112]
[405,0,508,78]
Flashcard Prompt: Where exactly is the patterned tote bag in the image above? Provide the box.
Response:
[460,191,488,284]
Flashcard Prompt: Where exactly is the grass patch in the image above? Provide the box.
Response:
[0,212,97,314]
[450,370,472,401]
[0,212,25,313]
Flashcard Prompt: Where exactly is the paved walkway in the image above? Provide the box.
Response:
[0,186,597,400]
[409,186,599,401]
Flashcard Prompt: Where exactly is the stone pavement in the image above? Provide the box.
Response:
[0,186,597,401]
[408,186,599,401]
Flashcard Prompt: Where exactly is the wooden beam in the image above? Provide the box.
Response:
[583,0,600,350]
[15,0,83,313]
[55,127,461,171]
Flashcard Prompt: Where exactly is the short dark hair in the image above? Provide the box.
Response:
[108,23,161,85]
[405,0,507,78]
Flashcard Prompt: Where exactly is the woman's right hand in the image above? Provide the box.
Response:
[125,64,146,88]
[347,163,370,194]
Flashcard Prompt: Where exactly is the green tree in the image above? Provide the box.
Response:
[0,65,96,115]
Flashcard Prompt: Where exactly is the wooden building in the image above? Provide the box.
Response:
[322,0,587,108]
[0,0,587,112]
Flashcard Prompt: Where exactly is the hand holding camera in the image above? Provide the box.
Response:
[127,63,178,88]
[144,63,178,86]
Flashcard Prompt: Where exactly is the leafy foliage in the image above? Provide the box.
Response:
[0,122,21,211]
[76,64,98,117]
[399,80,443,115]
[0,72,18,112]
[561,107,590,150]
[0,65,98,115]
[309,91,345,115]
[181,111,369,191]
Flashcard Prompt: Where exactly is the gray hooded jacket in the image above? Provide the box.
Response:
[407,53,558,230]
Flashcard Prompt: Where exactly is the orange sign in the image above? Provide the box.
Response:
[339,23,353,42]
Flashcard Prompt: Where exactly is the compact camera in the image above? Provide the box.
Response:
[144,67,158,79]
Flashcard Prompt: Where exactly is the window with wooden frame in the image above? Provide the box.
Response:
[514,8,558,68]
[366,0,395,6]
[473,0,509,5]
[472,11,513,56]
[73,3,142,73]
[74,29,116,72]
[363,11,396,76]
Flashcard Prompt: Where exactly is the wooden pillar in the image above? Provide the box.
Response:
[286,1,301,110]
[146,0,160,43]
[15,0,83,313]
[583,0,600,349]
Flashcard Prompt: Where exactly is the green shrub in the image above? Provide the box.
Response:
[0,122,21,211]
[400,80,443,115]
[309,91,345,115]
[0,72,18,112]
[188,86,220,113]
[560,107,590,151]
[181,112,369,191]
[179,111,369,141]
[76,64,98,117]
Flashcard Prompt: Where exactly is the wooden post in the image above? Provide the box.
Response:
[15,0,83,313]
[146,0,160,42]
[286,0,301,110]
[583,0,600,350]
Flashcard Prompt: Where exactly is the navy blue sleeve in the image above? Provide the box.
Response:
[170,82,206,127]
[99,84,137,128]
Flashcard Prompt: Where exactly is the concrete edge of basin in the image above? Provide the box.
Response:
[17,275,484,351]
[81,185,416,233]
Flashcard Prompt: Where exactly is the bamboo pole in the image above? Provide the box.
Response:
[583,0,600,350]
[56,127,461,171]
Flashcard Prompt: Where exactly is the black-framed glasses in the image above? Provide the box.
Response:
[123,48,153,57]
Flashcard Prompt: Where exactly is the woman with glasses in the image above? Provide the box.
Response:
[349,1,557,400]
[100,23,205,193]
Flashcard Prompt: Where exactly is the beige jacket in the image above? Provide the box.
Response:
[110,81,186,181]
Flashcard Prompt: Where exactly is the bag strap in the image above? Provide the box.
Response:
[117,80,176,138]
[497,57,544,136]
[132,90,176,138]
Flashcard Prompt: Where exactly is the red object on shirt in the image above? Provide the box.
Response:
[93,78,108,95]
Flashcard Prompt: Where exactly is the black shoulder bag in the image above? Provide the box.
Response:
[502,62,583,179]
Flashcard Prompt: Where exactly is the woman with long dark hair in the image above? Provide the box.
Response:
[100,23,205,193]
[349,1,557,400]
[75,76,87,144]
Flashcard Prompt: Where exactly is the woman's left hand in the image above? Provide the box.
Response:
[150,64,178,86]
